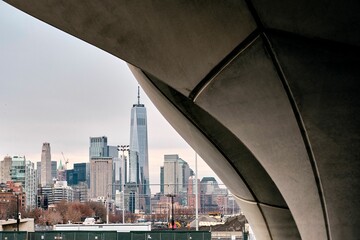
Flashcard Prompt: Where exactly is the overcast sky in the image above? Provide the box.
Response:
[0,2,223,192]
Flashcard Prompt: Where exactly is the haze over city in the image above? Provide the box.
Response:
[0,2,222,192]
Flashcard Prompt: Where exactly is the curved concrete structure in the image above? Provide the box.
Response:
[5,1,359,239]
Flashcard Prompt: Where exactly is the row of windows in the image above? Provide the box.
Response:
[90,137,107,143]
[131,118,146,126]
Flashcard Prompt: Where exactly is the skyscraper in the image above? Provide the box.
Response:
[160,166,164,194]
[89,136,117,200]
[89,136,108,158]
[51,161,57,180]
[187,176,200,211]
[90,157,113,199]
[74,163,88,183]
[41,143,52,187]
[129,87,150,212]
[162,154,192,195]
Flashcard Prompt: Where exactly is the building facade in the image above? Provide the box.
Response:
[200,177,228,213]
[89,136,108,158]
[40,143,52,187]
[53,181,74,204]
[0,156,12,183]
[36,161,41,186]
[25,159,36,210]
[51,161,57,181]
[187,176,200,211]
[89,157,113,199]
[160,166,164,194]
[162,154,192,195]
[72,182,88,203]
[9,156,36,210]
[0,182,26,220]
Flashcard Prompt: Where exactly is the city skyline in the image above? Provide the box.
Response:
[0,2,222,191]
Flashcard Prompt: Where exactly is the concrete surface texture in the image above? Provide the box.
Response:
[4,1,360,239]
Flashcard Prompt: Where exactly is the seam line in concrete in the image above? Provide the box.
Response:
[262,31,331,240]
[189,29,260,102]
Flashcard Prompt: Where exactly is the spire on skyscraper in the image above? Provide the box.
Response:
[137,85,140,105]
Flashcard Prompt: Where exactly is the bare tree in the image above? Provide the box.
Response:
[45,210,62,225]
[85,202,106,222]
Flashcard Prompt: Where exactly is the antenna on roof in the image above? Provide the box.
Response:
[138,86,140,104]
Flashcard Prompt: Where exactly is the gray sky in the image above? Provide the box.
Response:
[0,2,222,192]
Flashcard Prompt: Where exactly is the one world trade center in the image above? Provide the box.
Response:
[129,87,150,213]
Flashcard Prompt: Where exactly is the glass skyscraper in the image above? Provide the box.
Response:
[129,87,150,212]
[89,136,108,158]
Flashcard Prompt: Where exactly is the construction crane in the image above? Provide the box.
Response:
[61,152,69,170]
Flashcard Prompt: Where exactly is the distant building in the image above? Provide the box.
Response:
[89,136,108,158]
[113,156,123,195]
[0,156,12,183]
[53,181,74,204]
[24,159,36,210]
[74,163,89,182]
[187,176,200,211]
[0,181,26,219]
[66,162,89,187]
[160,166,164,194]
[51,161,57,181]
[73,182,88,203]
[108,146,118,159]
[89,136,117,194]
[89,157,113,199]
[57,160,66,181]
[36,161,41,186]
[36,181,74,208]
[162,154,192,195]
[124,182,139,213]
[200,177,228,213]
[6,156,36,210]
[40,143,52,187]
[66,169,78,186]
[37,186,53,209]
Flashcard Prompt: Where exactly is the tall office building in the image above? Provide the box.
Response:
[36,161,41,186]
[25,159,37,210]
[162,154,192,195]
[113,156,123,194]
[89,137,117,200]
[66,169,78,186]
[129,87,150,212]
[90,157,113,199]
[51,161,57,180]
[187,176,200,211]
[41,143,52,187]
[160,166,164,194]
[74,163,88,183]
[89,136,108,158]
